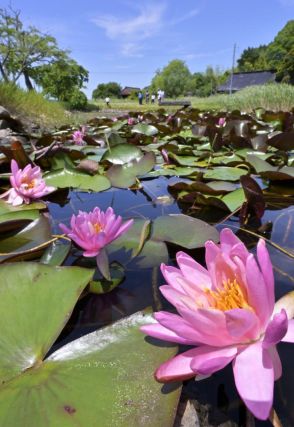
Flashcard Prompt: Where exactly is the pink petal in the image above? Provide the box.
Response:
[220,228,241,252]
[263,309,288,349]
[155,348,200,382]
[257,239,275,313]
[160,264,208,301]
[176,251,211,288]
[281,319,294,343]
[190,345,237,375]
[225,308,260,341]
[268,346,282,380]
[140,323,198,345]
[175,305,234,347]
[233,342,274,420]
[246,254,272,327]
[10,159,19,175]
[154,311,203,344]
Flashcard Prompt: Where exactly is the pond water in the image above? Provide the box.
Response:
[46,176,294,427]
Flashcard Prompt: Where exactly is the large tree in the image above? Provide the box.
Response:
[32,60,88,101]
[150,60,191,97]
[0,7,67,89]
[92,82,122,99]
[266,20,294,83]
[0,6,89,103]
[237,45,268,72]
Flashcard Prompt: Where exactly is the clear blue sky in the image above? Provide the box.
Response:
[9,0,294,97]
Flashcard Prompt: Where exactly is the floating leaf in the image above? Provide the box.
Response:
[44,166,111,191]
[132,123,158,136]
[151,214,219,248]
[102,144,143,165]
[0,263,180,427]
[106,153,155,188]
[204,166,248,181]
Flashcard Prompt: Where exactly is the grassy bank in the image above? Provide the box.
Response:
[0,82,68,128]
[92,84,294,114]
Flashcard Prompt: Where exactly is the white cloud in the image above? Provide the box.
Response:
[121,42,144,58]
[92,3,166,41]
[169,8,199,25]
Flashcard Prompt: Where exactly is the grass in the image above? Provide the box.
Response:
[0,82,68,128]
[90,84,294,115]
[0,83,293,129]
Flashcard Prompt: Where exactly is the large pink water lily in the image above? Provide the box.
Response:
[141,228,294,420]
[60,207,133,279]
[0,160,55,206]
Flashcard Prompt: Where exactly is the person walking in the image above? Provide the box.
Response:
[138,91,143,105]
[145,90,150,104]
[105,96,110,107]
[151,93,156,104]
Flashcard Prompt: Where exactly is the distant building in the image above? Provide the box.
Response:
[217,70,276,93]
[121,86,141,98]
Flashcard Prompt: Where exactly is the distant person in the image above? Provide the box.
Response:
[151,93,156,104]
[157,89,162,104]
[145,90,150,103]
[138,91,143,105]
[105,96,110,107]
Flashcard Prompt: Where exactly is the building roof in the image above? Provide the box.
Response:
[121,86,141,95]
[217,70,276,92]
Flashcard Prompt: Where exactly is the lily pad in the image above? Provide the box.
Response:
[204,167,248,181]
[44,166,111,191]
[151,214,219,248]
[102,144,143,165]
[0,262,180,426]
[106,153,155,188]
[132,123,158,136]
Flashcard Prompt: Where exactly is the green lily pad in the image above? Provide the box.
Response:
[132,123,158,136]
[151,214,219,248]
[204,167,248,181]
[106,153,155,188]
[0,263,179,426]
[40,241,71,266]
[247,155,294,181]
[44,166,111,191]
[102,144,143,165]
[0,199,46,215]
[0,215,52,262]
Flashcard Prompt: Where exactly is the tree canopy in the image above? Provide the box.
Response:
[236,20,294,84]
[0,7,89,107]
[150,60,191,98]
[92,82,122,99]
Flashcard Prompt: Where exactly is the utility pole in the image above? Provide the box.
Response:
[229,43,236,95]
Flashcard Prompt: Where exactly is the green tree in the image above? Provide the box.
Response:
[150,60,191,97]
[92,82,122,99]
[0,7,67,90]
[188,67,229,97]
[237,45,268,71]
[32,59,88,101]
[266,20,294,83]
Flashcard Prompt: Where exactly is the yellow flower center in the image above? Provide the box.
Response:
[205,279,251,311]
[21,177,36,189]
[93,222,102,233]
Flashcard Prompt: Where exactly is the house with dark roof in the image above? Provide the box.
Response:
[121,86,141,98]
[217,70,276,93]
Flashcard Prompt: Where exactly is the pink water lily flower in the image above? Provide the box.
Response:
[218,117,226,127]
[60,207,133,279]
[0,160,55,206]
[72,126,86,145]
[141,228,294,420]
[127,117,136,125]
